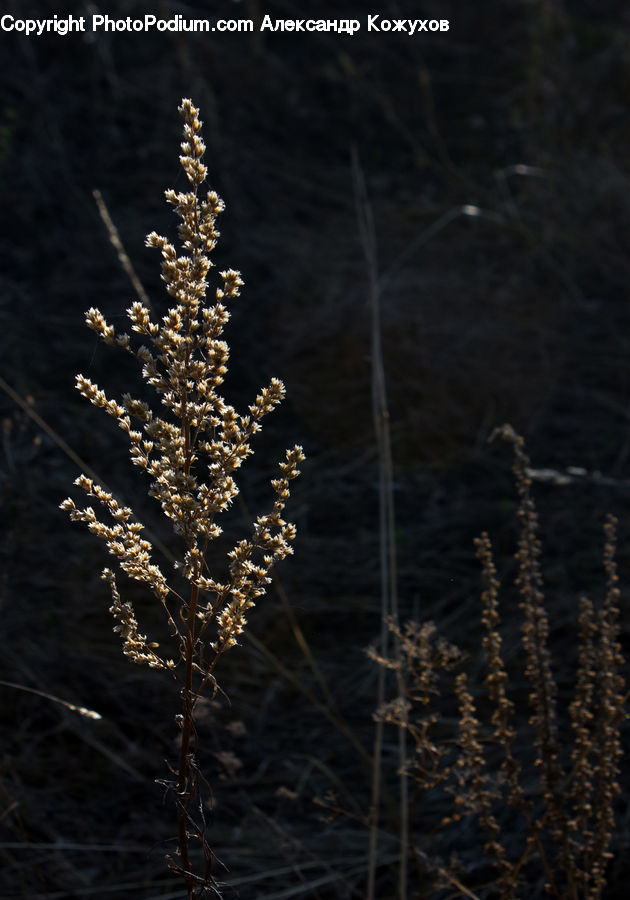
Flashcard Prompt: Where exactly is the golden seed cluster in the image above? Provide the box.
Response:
[62,98,303,671]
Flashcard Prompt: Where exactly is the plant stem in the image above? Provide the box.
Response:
[178,581,200,897]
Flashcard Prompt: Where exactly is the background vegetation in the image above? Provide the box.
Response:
[1,0,629,896]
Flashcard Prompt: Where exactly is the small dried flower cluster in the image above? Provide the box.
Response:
[370,618,462,790]
[451,672,506,867]
[62,99,303,897]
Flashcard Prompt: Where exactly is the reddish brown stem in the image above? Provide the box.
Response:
[177,580,200,897]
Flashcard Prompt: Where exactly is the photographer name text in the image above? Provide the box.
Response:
[1,14,450,37]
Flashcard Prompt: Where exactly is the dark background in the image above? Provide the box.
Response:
[1,0,629,897]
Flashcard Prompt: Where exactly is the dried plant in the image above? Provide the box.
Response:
[373,426,625,899]
[61,99,304,898]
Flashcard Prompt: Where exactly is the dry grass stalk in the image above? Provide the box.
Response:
[373,427,625,899]
[62,99,303,898]
[352,148,408,900]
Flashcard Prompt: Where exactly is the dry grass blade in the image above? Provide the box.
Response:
[352,146,408,900]
[92,188,153,313]
[0,375,103,485]
[0,679,101,720]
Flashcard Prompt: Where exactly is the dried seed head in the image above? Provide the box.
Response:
[63,99,303,675]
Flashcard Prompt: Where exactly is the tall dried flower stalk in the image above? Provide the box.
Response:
[62,99,304,898]
[493,425,565,833]
[586,514,625,897]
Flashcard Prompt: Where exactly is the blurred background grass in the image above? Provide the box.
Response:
[1,0,630,896]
